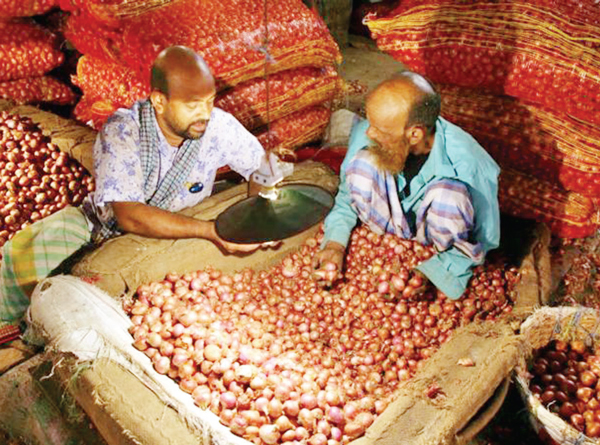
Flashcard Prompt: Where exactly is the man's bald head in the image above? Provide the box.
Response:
[368,71,441,134]
[151,46,215,98]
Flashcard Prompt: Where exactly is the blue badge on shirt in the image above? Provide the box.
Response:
[187,182,204,193]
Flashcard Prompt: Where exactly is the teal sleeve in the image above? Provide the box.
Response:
[322,179,358,248]
[321,118,371,248]
[416,247,474,300]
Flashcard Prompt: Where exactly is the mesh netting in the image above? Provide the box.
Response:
[0,20,65,82]
[440,85,600,197]
[255,105,332,151]
[366,1,600,126]
[0,76,76,105]
[0,0,58,18]
[498,168,598,239]
[64,0,341,89]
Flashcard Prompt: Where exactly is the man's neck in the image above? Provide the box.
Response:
[155,114,185,148]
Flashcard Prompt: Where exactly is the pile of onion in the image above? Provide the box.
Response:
[529,340,600,438]
[125,226,519,445]
[0,112,94,251]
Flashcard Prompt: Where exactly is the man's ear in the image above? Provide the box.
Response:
[150,91,167,115]
[406,125,425,145]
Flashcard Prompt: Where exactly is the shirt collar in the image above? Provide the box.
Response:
[417,117,458,182]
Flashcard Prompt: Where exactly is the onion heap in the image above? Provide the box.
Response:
[125,226,519,445]
[0,111,94,252]
[529,340,600,438]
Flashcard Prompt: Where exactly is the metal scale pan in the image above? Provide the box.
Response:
[215,184,334,244]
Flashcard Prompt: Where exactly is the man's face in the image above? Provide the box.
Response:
[159,66,217,141]
[161,89,216,140]
[365,95,411,175]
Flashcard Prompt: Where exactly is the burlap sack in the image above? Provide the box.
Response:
[516,307,600,445]
[353,321,523,445]
[511,222,552,315]
[72,161,339,298]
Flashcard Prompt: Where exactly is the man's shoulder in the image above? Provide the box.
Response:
[210,107,240,126]
[100,101,143,135]
[438,117,499,175]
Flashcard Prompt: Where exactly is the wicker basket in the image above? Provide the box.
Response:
[516,306,600,445]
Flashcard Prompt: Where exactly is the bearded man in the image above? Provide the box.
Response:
[313,71,500,300]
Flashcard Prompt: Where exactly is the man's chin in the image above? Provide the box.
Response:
[370,147,404,175]
[183,128,206,140]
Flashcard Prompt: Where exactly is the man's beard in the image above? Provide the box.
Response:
[369,137,410,176]
[167,114,208,141]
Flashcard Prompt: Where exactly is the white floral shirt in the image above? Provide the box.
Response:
[81,101,264,238]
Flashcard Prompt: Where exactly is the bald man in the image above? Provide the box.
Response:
[0,46,267,331]
[313,72,500,300]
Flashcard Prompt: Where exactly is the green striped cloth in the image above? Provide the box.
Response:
[0,206,91,324]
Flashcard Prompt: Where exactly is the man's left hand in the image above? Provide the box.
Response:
[411,270,430,297]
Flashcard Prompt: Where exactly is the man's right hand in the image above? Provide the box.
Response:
[312,241,346,276]
[209,222,276,254]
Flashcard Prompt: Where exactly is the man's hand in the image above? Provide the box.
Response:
[410,270,430,297]
[214,237,263,254]
[209,222,280,254]
[312,241,345,282]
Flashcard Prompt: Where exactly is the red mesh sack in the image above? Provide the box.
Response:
[366,0,600,127]
[64,0,342,89]
[59,0,180,23]
[72,55,148,107]
[73,95,116,130]
[0,20,65,81]
[440,85,600,197]
[255,106,332,151]
[215,66,341,129]
[0,0,57,18]
[0,76,76,105]
[498,169,599,239]
[73,55,341,131]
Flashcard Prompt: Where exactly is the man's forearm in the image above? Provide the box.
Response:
[112,202,216,240]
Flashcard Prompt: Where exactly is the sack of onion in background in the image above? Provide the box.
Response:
[0,14,75,106]
[440,86,600,199]
[517,307,600,443]
[61,0,341,87]
[62,0,344,151]
[0,0,58,18]
[71,56,344,151]
[365,0,600,127]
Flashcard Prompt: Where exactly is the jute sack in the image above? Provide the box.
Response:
[352,321,523,445]
[0,99,96,173]
[72,161,339,299]
[517,307,600,445]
